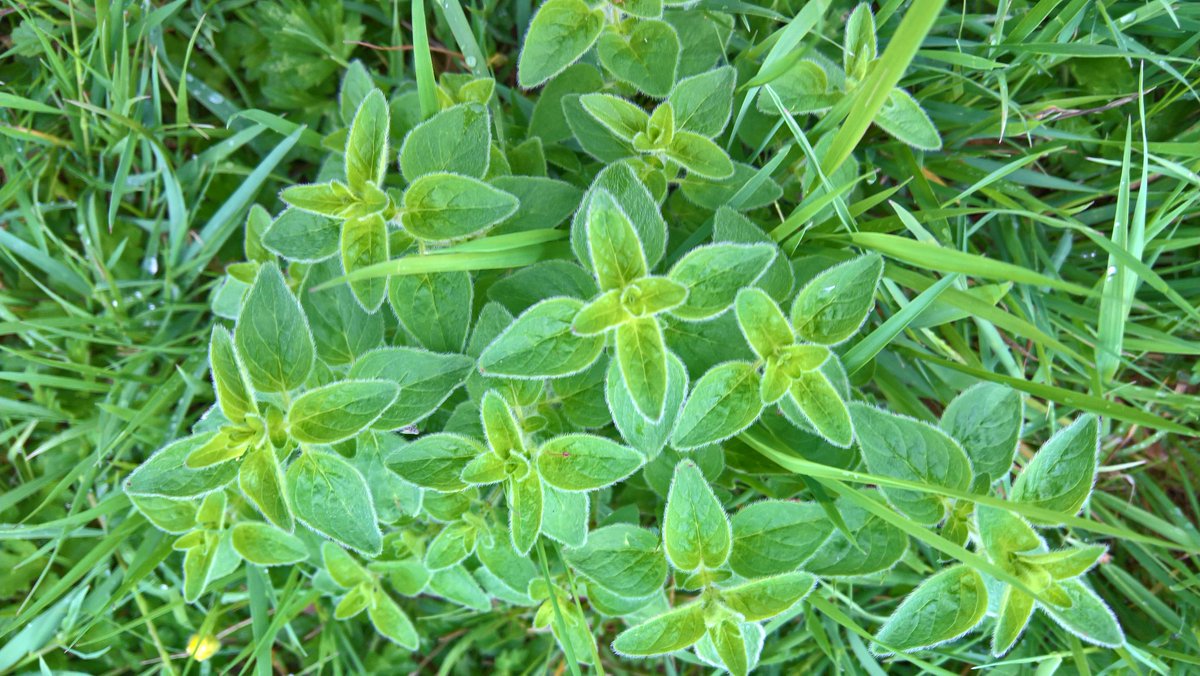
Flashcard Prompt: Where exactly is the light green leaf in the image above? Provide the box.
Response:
[787,369,854,447]
[239,444,293,531]
[389,271,473,353]
[541,485,588,547]
[287,451,382,556]
[729,500,832,578]
[610,0,661,19]
[401,173,519,240]
[993,586,1034,657]
[711,620,749,676]
[735,288,793,360]
[1011,415,1099,521]
[130,495,198,534]
[713,208,793,302]
[563,524,666,598]
[939,382,1024,484]
[976,504,1044,566]
[301,258,385,365]
[341,212,389,312]
[664,130,735,179]
[429,565,491,611]
[620,276,688,316]
[873,565,988,655]
[611,602,706,656]
[335,585,371,619]
[586,189,647,291]
[572,289,630,335]
[280,181,362,219]
[517,0,605,88]
[345,89,389,194]
[570,163,667,269]
[668,244,775,321]
[209,326,256,424]
[369,588,420,649]
[125,433,239,499]
[181,533,219,602]
[426,521,477,570]
[537,434,644,491]
[1019,545,1106,580]
[874,88,942,151]
[671,361,763,450]
[183,427,244,469]
[508,471,544,554]
[805,492,907,577]
[607,352,687,458]
[235,263,314,393]
[340,60,374,126]
[615,317,669,421]
[757,59,840,116]
[663,460,731,571]
[262,208,340,262]
[231,522,307,565]
[349,347,472,430]
[597,20,680,98]
[789,254,883,345]
[387,433,485,492]
[669,65,735,136]
[579,93,649,141]
[287,380,399,444]
[398,103,490,181]
[460,451,506,485]
[481,389,525,457]
[479,297,605,378]
[323,542,371,587]
[850,403,973,524]
[1038,579,1124,648]
[843,3,877,81]
[720,571,816,622]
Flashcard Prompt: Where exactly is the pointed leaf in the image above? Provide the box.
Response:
[873,565,988,655]
[615,317,669,421]
[720,571,816,622]
[479,297,606,377]
[387,433,486,492]
[239,444,293,531]
[508,472,544,554]
[389,271,473,353]
[210,326,257,423]
[788,369,854,447]
[231,522,308,566]
[563,524,666,598]
[349,347,473,430]
[663,460,731,571]
[287,380,398,444]
[286,451,382,556]
[345,89,389,194]
[537,434,644,491]
[664,130,734,179]
[517,0,605,88]
[401,173,519,240]
[729,500,832,578]
[611,602,706,656]
[671,362,763,450]
[790,254,883,345]
[668,244,775,321]
[939,382,1024,484]
[236,263,314,393]
[1011,415,1099,521]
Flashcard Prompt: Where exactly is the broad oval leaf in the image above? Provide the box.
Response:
[874,88,942,151]
[611,601,706,657]
[479,297,605,378]
[389,271,473,353]
[231,522,308,565]
[664,130,735,179]
[586,189,648,291]
[563,524,667,598]
[537,434,644,491]
[262,208,340,262]
[349,347,473,430]
[286,451,382,556]
[735,288,793,360]
[873,565,988,655]
[939,382,1024,484]
[579,93,649,141]
[1037,579,1124,648]
[789,254,883,345]
[668,244,776,321]
[287,380,399,444]
[663,460,731,571]
[387,433,486,492]
[398,103,490,181]
[596,19,680,98]
[369,588,420,649]
[235,262,315,393]
[671,361,763,450]
[125,432,239,499]
[1010,415,1099,521]
[719,571,817,622]
[729,500,833,578]
[401,173,519,241]
[804,493,907,577]
[517,0,604,88]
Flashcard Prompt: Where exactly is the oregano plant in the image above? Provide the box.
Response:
[122,8,1138,673]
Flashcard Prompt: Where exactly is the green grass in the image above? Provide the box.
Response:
[2,0,1199,673]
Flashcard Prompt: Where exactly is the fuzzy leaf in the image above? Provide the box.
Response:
[287,380,398,444]
[387,434,485,492]
[790,254,883,345]
[612,602,706,656]
[262,208,341,261]
[401,173,519,240]
[340,213,389,312]
[735,288,793,360]
[508,472,544,554]
[345,89,389,194]
[939,382,1024,484]
[663,461,730,571]
[671,362,763,450]
[873,565,988,654]
[669,65,735,136]
[517,0,605,89]
[874,88,942,151]
[572,289,630,335]
[1010,415,1099,520]
[537,434,644,491]
[563,524,666,598]
[607,352,687,457]
[586,189,647,291]
[787,370,854,447]
[479,298,605,378]
[615,317,669,421]
[579,93,649,141]
[389,271,473,353]
[597,20,680,98]
[993,586,1035,656]
[398,103,490,181]
[231,522,307,565]
[209,326,257,423]
[239,444,293,531]
[235,263,314,393]
[720,572,816,622]
[125,433,239,499]
[349,347,473,430]
[669,244,775,321]
[1038,579,1124,648]
[287,451,382,556]
[664,130,734,179]
[369,588,420,649]
[729,501,832,578]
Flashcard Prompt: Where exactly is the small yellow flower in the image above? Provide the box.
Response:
[186,634,220,662]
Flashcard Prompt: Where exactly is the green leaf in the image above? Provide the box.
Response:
[729,501,833,578]
[572,289,630,335]
[586,189,647,291]
[125,433,239,499]
[571,163,668,269]
[939,382,1024,484]
[460,450,506,485]
[286,451,382,556]
[323,542,371,587]
[850,403,973,524]
[611,602,707,656]
[401,173,519,241]
[239,444,293,531]
[398,103,490,181]
[720,571,816,622]
[340,60,374,126]
[541,485,588,547]
[478,530,538,595]
[873,565,988,655]
[563,524,666,598]
[713,208,793,301]
[709,620,750,676]
[537,434,644,491]
[287,380,398,444]
[345,89,389,194]
[336,584,372,619]
[387,433,485,492]
[663,460,731,571]
[388,271,473,353]
[479,297,606,378]
[563,93,636,162]
[789,254,883,345]
[349,347,473,430]
[843,3,877,81]
[209,326,257,424]
[669,65,735,136]
[1038,579,1125,648]
[1010,415,1099,520]
[262,208,341,262]
[668,244,775,321]
[1019,545,1106,580]
[508,471,544,554]
[301,258,385,365]
[804,492,907,577]
[615,317,669,421]
[579,93,649,141]
[369,588,420,649]
[607,352,687,458]
[787,369,854,447]
[992,586,1034,657]
[976,504,1044,566]
[757,59,840,116]
[610,0,661,19]
[517,0,605,88]
[231,522,307,565]
[873,88,942,151]
[235,262,314,393]
[664,130,735,179]
[597,20,680,98]
[181,533,219,603]
[341,213,389,312]
[429,565,491,611]
[620,276,688,316]
[481,389,525,457]
[735,288,793,361]
[280,181,362,219]
[130,495,198,534]
[426,521,477,570]
[671,362,763,450]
